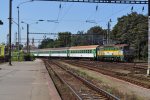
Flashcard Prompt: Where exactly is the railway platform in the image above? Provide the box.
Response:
[0,59,61,100]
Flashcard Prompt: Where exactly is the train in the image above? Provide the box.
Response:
[30,44,134,62]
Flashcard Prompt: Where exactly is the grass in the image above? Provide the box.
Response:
[60,61,142,100]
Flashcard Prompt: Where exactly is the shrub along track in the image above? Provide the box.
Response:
[43,59,119,100]
[62,60,150,89]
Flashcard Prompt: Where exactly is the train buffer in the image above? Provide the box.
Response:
[0,59,61,100]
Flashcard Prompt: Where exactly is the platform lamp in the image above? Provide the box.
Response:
[17,0,34,61]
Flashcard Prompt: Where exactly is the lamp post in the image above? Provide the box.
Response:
[21,21,38,53]
[17,6,20,61]
[17,0,34,61]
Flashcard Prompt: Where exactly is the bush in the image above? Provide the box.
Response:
[11,51,24,61]
[24,53,35,61]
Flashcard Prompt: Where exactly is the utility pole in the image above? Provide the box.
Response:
[16,1,34,60]
[147,0,150,76]
[107,20,111,44]
[8,0,12,66]
[27,24,29,53]
[21,21,38,53]
[17,6,20,61]
[15,32,17,45]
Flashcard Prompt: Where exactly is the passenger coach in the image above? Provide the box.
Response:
[30,47,69,57]
[69,45,99,59]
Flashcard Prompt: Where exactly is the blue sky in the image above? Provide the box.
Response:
[0,0,148,45]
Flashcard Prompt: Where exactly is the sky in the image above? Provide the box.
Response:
[0,0,148,46]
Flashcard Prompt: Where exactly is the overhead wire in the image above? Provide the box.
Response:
[51,3,75,33]
[77,4,103,32]
[56,2,62,20]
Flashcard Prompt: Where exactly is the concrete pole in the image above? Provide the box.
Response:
[27,24,29,54]
[17,6,20,61]
[107,21,110,44]
[147,0,150,76]
[9,0,12,66]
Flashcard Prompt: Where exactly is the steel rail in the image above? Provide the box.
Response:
[51,60,120,100]
[65,60,150,89]
[44,59,83,100]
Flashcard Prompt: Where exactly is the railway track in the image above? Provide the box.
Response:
[78,60,148,70]
[63,60,150,89]
[44,59,119,100]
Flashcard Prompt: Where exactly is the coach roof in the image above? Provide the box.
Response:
[31,47,70,52]
[69,45,99,50]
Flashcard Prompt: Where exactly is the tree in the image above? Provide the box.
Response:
[111,12,148,60]
[86,26,106,45]
[71,31,86,46]
[38,38,54,49]
[71,26,106,46]
[57,32,71,47]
